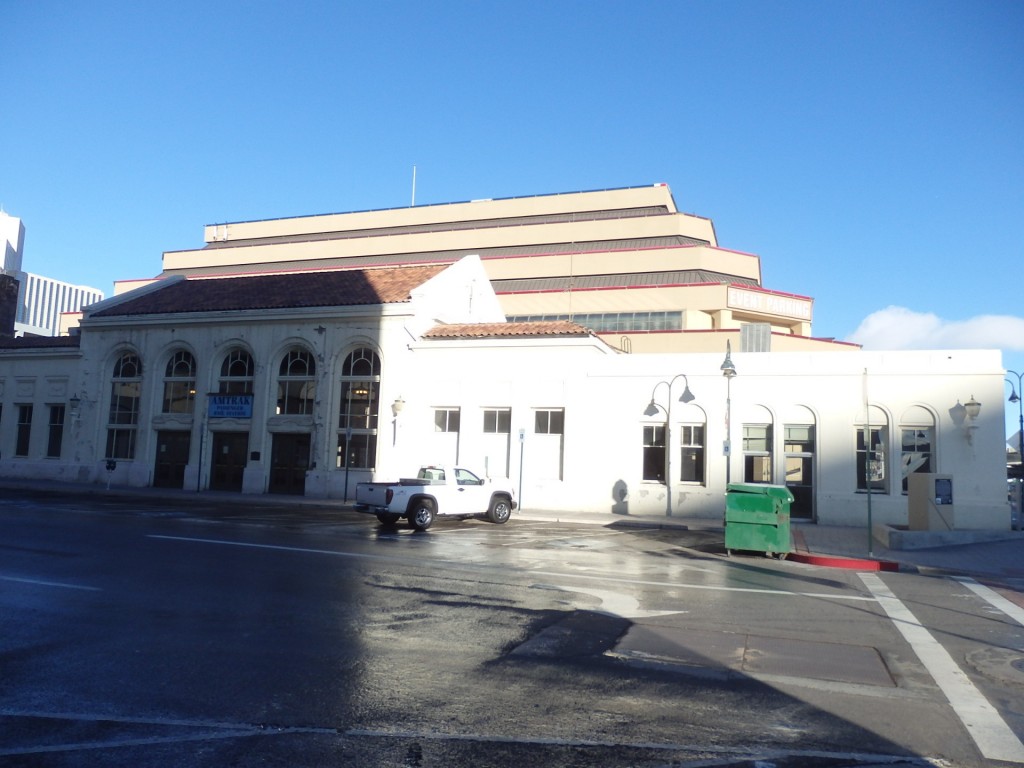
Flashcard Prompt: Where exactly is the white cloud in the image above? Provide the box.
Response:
[847,306,1024,351]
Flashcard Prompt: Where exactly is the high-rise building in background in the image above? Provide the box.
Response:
[0,211,104,336]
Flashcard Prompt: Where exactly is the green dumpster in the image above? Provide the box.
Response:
[724,483,794,558]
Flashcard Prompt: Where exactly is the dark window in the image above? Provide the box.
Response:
[337,432,377,470]
[643,424,666,482]
[435,409,461,432]
[162,350,196,414]
[277,348,316,415]
[743,424,772,483]
[901,428,932,493]
[47,405,66,458]
[679,424,705,483]
[856,427,888,492]
[107,352,142,459]
[15,404,33,457]
[337,347,382,471]
[483,409,511,434]
[534,409,564,435]
[219,349,254,394]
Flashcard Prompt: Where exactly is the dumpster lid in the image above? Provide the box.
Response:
[726,483,795,502]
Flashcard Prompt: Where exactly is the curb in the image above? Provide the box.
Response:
[790,528,901,571]
[787,551,900,572]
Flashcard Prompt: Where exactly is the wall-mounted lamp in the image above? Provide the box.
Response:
[962,395,982,444]
[69,394,82,422]
[964,395,982,421]
[392,396,406,417]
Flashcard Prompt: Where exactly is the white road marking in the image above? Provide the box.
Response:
[859,572,1024,764]
[148,534,875,602]
[952,576,1024,627]
[0,575,100,592]
[542,584,683,618]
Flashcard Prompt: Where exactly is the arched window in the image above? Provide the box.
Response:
[856,405,889,494]
[900,406,935,494]
[337,347,381,470]
[219,349,254,394]
[107,352,142,459]
[162,350,196,414]
[277,347,315,415]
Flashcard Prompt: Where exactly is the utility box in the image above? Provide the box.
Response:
[724,483,794,557]
[908,473,954,531]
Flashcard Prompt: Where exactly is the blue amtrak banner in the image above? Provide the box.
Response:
[208,394,254,419]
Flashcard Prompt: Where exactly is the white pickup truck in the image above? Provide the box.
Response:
[354,465,517,531]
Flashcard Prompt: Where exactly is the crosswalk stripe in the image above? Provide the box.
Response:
[860,572,1024,764]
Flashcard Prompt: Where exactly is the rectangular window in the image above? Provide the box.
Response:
[901,428,932,493]
[337,432,377,470]
[162,381,195,414]
[107,379,140,460]
[743,424,772,483]
[434,408,461,432]
[534,409,564,435]
[277,380,315,415]
[643,424,666,482]
[339,380,379,430]
[47,405,66,458]
[483,409,511,434]
[481,408,512,477]
[785,425,815,520]
[679,425,705,484]
[785,425,814,454]
[106,428,136,460]
[109,381,141,424]
[856,427,888,492]
[16,404,33,457]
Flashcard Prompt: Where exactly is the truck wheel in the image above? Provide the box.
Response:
[487,497,512,524]
[376,513,401,527]
[408,499,436,531]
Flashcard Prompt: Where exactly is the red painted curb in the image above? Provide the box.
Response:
[788,552,900,571]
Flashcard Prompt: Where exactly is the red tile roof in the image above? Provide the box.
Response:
[91,265,447,317]
[0,335,81,349]
[422,321,591,339]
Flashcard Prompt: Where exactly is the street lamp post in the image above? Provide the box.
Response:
[1007,371,1024,530]
[721,341,737,488]
[645,374,695,516]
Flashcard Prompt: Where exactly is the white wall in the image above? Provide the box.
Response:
[0,260,1009,531]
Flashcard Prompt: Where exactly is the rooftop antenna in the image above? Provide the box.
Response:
[411,165,417,207]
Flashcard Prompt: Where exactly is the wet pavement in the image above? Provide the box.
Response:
[3,478,1023,766]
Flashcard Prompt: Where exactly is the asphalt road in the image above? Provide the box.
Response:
[2,488,1024,767]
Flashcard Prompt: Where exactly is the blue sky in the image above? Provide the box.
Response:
[3,1,1022,434]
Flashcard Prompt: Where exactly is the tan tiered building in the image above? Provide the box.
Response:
[3,182,1008,529]
[145,184,851,356]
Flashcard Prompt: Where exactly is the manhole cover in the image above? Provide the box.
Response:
[967,647,1024,686]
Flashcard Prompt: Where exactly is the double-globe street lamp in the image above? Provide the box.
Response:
[645,374,695,516]
[1007,370,1024,530]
